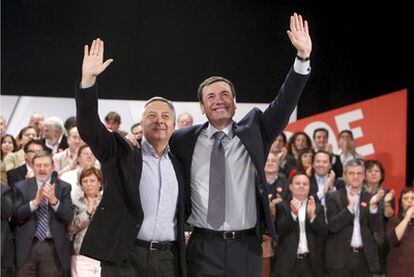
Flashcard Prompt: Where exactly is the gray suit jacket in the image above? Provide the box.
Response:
[13,176,74,269]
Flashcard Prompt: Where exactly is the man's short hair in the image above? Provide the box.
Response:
[104,111,121,124]
[312,150,332,164]
[130,122,141,132]
[197,76,236,103]
[44,117,65,134]
[338,130,354,140]
[32,151,53,165]
[23,139,45,153]
[143,97,176,121]
[344,159,365,173]
[313,128,329,139]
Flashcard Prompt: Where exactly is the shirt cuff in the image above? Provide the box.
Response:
[347,206,354,214]
[51,200,60,211]
[80,82,93,89]
[291,212,298,221]
[317,191,325,201]
[29,201,38,212]
[369,206,378,214]
[293,58,311,75]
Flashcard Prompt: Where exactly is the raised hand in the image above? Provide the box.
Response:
[287,13,312,59]
[32,184,45,207]
[307,195,316,220]
[81,38,114,87]
[405,206,414,220]
[43,183,58,206]
[324,170,335,194]
[290,198,301,216]
[370,189,385,208]
[347,190,356,211]
[384,190,395,203]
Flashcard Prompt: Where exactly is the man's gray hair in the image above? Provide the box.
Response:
[44,116,65,134]
[142,97,176,121]
[344,158,365,173]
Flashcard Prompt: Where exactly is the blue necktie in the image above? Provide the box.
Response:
[36,197,49,241]
[207,131,226,229]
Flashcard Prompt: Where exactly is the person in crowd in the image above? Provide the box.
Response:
[130,122,143,142]
[1,184,15,277]
[60,145,98,201]
[6,139,46,187]
[312,127,343,177]
[263,151,289,277]
[64,116,77,135]
[289,148,314,179]
[3,126,37,171]
[337,130,363,168]
[28,112,45,138]
[13,151,73,277]
[41,116,68,154]
[75,38,186,277]
[309,150,345,213]
[169,12,312,276]
[69,167,103,277]
[269,132,297,178]
[1,134,18,184]
[177,112,194,129]
[275,172,327,277]
[326,159,384,277]
[53,126,85,176]
[1,134,18,162]
[104,111,128,136]
[386,186,414,277]
[287,131,312,159]
[363,159,395,275]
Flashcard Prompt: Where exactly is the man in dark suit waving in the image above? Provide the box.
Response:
[169,12,312,277]
[75,39,186,277]
[13,151,73,277]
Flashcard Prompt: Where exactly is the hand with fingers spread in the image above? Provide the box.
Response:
[81,38,114,87]
[323,170,336,194]
[287,13,312,59]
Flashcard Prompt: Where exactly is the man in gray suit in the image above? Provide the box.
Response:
[13,151,73,277]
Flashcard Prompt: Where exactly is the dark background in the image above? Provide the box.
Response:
[2,0,412,184]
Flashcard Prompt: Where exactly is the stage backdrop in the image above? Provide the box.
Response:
[285,89,407,194]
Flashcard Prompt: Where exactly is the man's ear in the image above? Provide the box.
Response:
[199,102,205,115]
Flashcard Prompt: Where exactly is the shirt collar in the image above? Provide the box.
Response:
[36,177,52,186]
[141,139,170,158]
[346,186,361,196]
[207,122,234,140]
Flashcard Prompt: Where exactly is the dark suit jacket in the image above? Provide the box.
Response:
[331,154,343,177]
[6,164,27,187]
[170,68,310,244]
[326,188,381,272]
[75,87,187,276]
[12,176,74,269]
[268,175,289,201]
[275,200,327,276]
[309,175,345,203]
[1,185,15,268]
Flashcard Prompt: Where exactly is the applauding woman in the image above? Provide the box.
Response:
[386,186,414,277]
[69,167,103,277]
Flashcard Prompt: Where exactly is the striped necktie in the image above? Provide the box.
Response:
[35,191,49,241]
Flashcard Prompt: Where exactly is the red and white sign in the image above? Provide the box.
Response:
[285,89,407,194]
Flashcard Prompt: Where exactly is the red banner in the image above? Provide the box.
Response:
[285,90,407,194]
